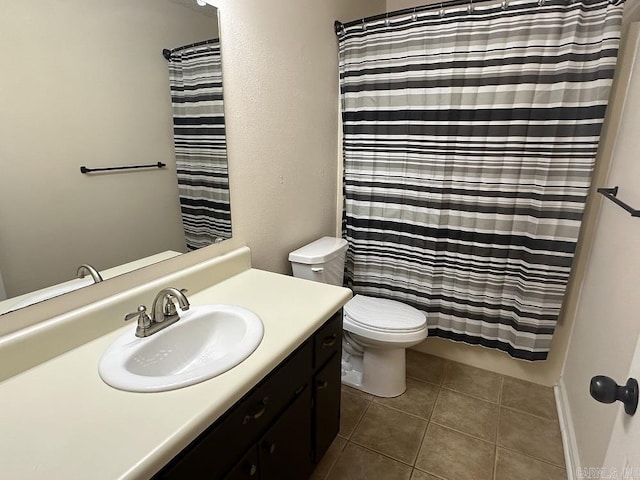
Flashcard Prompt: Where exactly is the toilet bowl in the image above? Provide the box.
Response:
[341,294,427,397]
[289,237,428,397]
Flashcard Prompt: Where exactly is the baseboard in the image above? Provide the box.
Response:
[555,377,581,480]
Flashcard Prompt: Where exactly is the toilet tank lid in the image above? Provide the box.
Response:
[288,237,348,264]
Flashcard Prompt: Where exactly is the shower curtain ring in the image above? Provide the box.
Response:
[468,0,474,14]
[538,0,544,5]
[502,0,509,9]
[412,7,418,21]
[362,19,367,31]
[440,3,445,17]
[385,14,390,26]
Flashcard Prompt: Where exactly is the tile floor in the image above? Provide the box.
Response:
[311,350,567,480]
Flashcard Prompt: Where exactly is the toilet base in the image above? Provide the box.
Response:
[341,347,407,398]
[341,369,363,389]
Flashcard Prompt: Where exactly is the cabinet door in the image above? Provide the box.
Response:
[313,353,341,462]
[225,446,259,480]
[259,387,313,480]
[155,342,312,480]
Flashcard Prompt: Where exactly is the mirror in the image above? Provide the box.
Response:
[0,0,230,314]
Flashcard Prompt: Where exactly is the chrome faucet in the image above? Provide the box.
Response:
[76,264,103,284]
[124,287,190,337]
[151,287,190,324]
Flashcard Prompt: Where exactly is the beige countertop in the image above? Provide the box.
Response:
[0,268,351,480]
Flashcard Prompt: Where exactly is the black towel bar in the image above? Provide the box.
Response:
[80,162,166,174]
[597,186,640,217]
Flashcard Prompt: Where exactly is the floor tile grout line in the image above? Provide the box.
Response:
[499,403,560,422]
[340,390,373,441]
[493,374,504,480]
[407,351,449,386]
[413,465,449,480]
[406,373,446,387]
[491,368,559,419]
[318,440,347,480]
[411,351,557,395]
[441,357,453,386]
[444,358,503,378]
[349,399,430,467]
[326,415,563,479]
[349,433,425,468]
[333,353,562,479]
[493,400,502,480]
[345,439,421,469]
[342,386,374,403]
[405,374,445,390]
[492,442,499,480]
[429,419,497,446]
[371,398,437,422]
[438,384,501,405]
[438,357,504,404]
[321,446,344,480]
[497,379,565,466]
[497,444,568,470]
[413,383,443,470]
[349,400,372,440]
[438,369,502,427]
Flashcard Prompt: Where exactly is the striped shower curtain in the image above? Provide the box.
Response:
[339,0,624,360]
[168,39,231,250]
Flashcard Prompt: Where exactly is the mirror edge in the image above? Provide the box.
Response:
[0,240,243,338]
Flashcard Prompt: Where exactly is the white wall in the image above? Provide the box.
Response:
[560,10,640,470]
[387,0,435,10]
[388,0,448,12]
[207,0,386,274]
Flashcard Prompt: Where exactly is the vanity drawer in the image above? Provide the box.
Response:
[157,341,312,479]
[313,310,342,369]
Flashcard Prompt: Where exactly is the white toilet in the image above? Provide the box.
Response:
[289,237,428,397]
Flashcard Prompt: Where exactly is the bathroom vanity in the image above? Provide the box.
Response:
[0,247,351,479]
[155,312,342,479]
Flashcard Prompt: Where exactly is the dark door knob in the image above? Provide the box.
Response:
[589,376,638,415]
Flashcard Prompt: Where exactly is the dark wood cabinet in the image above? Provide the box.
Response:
[153,310,343,480]
[313,312,342,369]
[313,353,341,461]
[259,386,313,480]
[225,446,259,480]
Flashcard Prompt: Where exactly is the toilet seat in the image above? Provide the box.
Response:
[343,295,426,335]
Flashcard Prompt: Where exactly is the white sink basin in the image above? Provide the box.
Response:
[98,304,264,392]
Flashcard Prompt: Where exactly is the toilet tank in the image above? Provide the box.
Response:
[288,237,348,286]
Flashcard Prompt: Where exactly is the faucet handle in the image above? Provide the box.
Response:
[125,305,152,330]
[163,294,178,316]
[163,289,189,316]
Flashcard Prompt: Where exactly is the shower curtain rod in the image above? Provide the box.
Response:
[335,0,486,32]
[162,37,219,61]
[335,0,623,32]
